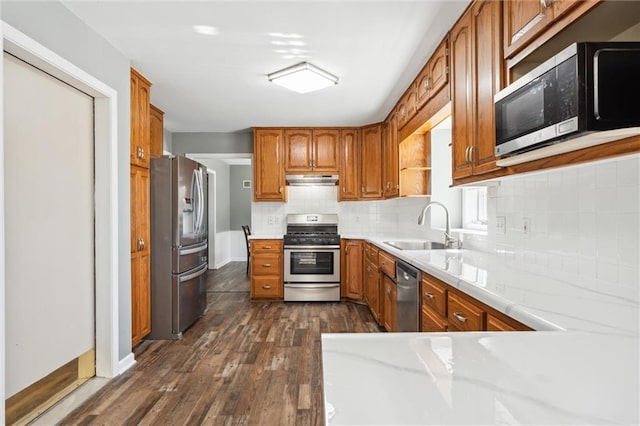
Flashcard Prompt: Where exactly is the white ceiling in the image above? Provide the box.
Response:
[63,0,470,133]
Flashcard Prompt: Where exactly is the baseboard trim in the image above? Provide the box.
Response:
[117,353,136,375]
[213,257,247,270]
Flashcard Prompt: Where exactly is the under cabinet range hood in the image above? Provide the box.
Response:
[286,174,339,186]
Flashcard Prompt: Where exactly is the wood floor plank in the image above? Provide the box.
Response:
[58,261,381,425]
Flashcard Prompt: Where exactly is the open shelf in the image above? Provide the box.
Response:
[399,132,431,197]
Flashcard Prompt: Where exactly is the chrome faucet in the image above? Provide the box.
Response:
[417,201,460,249]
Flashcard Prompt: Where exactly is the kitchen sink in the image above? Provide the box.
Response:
[383,240,446,251]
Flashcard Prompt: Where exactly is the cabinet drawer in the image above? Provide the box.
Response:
[251,276,282,298]
[251,253,282,275]
[378,251,396,278]
[422,276,447,317]
[364,243,379,264]
[447,292,484,331]
[487,313,532,332]
[251,240,283,252]
[421,306,448,332]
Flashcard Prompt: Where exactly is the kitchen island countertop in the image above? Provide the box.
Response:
[322,331,639,425]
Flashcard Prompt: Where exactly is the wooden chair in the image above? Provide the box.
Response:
[242,225,251,275]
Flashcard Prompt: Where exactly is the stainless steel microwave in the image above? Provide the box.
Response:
[494,42,640,157]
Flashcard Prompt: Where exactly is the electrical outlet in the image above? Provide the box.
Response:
[523,216,531,238]
[268,215,274,225]
[496,216,506,235]
[274,216,280,224]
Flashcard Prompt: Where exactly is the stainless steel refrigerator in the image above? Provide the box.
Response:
[149,155,208,339]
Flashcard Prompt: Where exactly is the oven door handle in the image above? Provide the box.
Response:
[285,283,340,288]
[284,245,341,250]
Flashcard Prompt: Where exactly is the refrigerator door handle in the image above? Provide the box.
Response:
[179,242,208,256]
[179,263,208,283]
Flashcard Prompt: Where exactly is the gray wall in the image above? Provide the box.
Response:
[3,1,133,360]
[172,131,253,155]
[163,128,173,153]
[229,165,252,231]
[205,159,231,233]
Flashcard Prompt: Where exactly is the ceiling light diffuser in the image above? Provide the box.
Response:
[268,62,338,94]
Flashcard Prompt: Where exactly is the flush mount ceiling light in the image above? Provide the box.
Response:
[267,62,338,94]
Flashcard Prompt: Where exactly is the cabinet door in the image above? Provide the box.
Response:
[339,129,361,201]
[343,240,364,299]
[312,129,340,172]
[382,275,397,332]
[429,38,449,99]
[415,65,431,110]
[503,0,554,58]
[284,129,313,172]
[131,166,150,345]
[397,85,417,129]
[130,69,151,168]
[383,115,399,198]
[421,306,449,332]
[450,10,474,180]
[254,129,286,201]
[361,125,383,199]
[150,104,164,158]
[364,260,380,322]
[472,0,503,175]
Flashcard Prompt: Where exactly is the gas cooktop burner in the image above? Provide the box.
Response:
[284,213,340,246]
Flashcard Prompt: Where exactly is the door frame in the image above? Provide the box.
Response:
[1,21,121,412]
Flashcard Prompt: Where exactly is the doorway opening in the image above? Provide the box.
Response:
[186,154,253,272]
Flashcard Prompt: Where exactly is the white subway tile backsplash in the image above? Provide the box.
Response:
[596,161,617,188]
[616,156,640,187]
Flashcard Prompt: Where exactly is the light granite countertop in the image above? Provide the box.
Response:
[322,332,639,425]
[322,236,639,425]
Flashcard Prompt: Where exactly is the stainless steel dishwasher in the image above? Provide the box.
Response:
[396,260,421,332]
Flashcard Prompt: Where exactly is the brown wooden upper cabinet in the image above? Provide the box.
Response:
[339,129,361,201]
[360,124,384,199]
[383,113,399,198]
[150,104,164,158]
[451,0,504,184]
[396,84,418,130]
[253,128,287,202]
[503,0,585,59]
[416,37,450,111]
[130,68,151,168]
[284,128,339,173]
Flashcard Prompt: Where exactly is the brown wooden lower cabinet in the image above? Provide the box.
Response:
[419,270,532,332]
[382,274,397,332]
[447,292,485,331]
[364,259,381,323]
[250,239,283,300]
[421,305,449,332]
[342,239,364,300]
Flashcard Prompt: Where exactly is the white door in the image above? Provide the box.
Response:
[4,52,95,399]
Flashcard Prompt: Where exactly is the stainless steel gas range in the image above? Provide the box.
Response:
[283,214,341,302]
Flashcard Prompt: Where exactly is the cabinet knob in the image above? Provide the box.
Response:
[278,187,283,194]
[425,292,435,300]
[361,186,365,195]
[387,287,391,296]
[262,285,272,290]
[263,245,272,249]
[262,263,272,268]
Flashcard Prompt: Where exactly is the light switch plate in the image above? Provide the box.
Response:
[496,216,506,235]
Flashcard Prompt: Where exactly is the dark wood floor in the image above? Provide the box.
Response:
[60,262,381,425]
